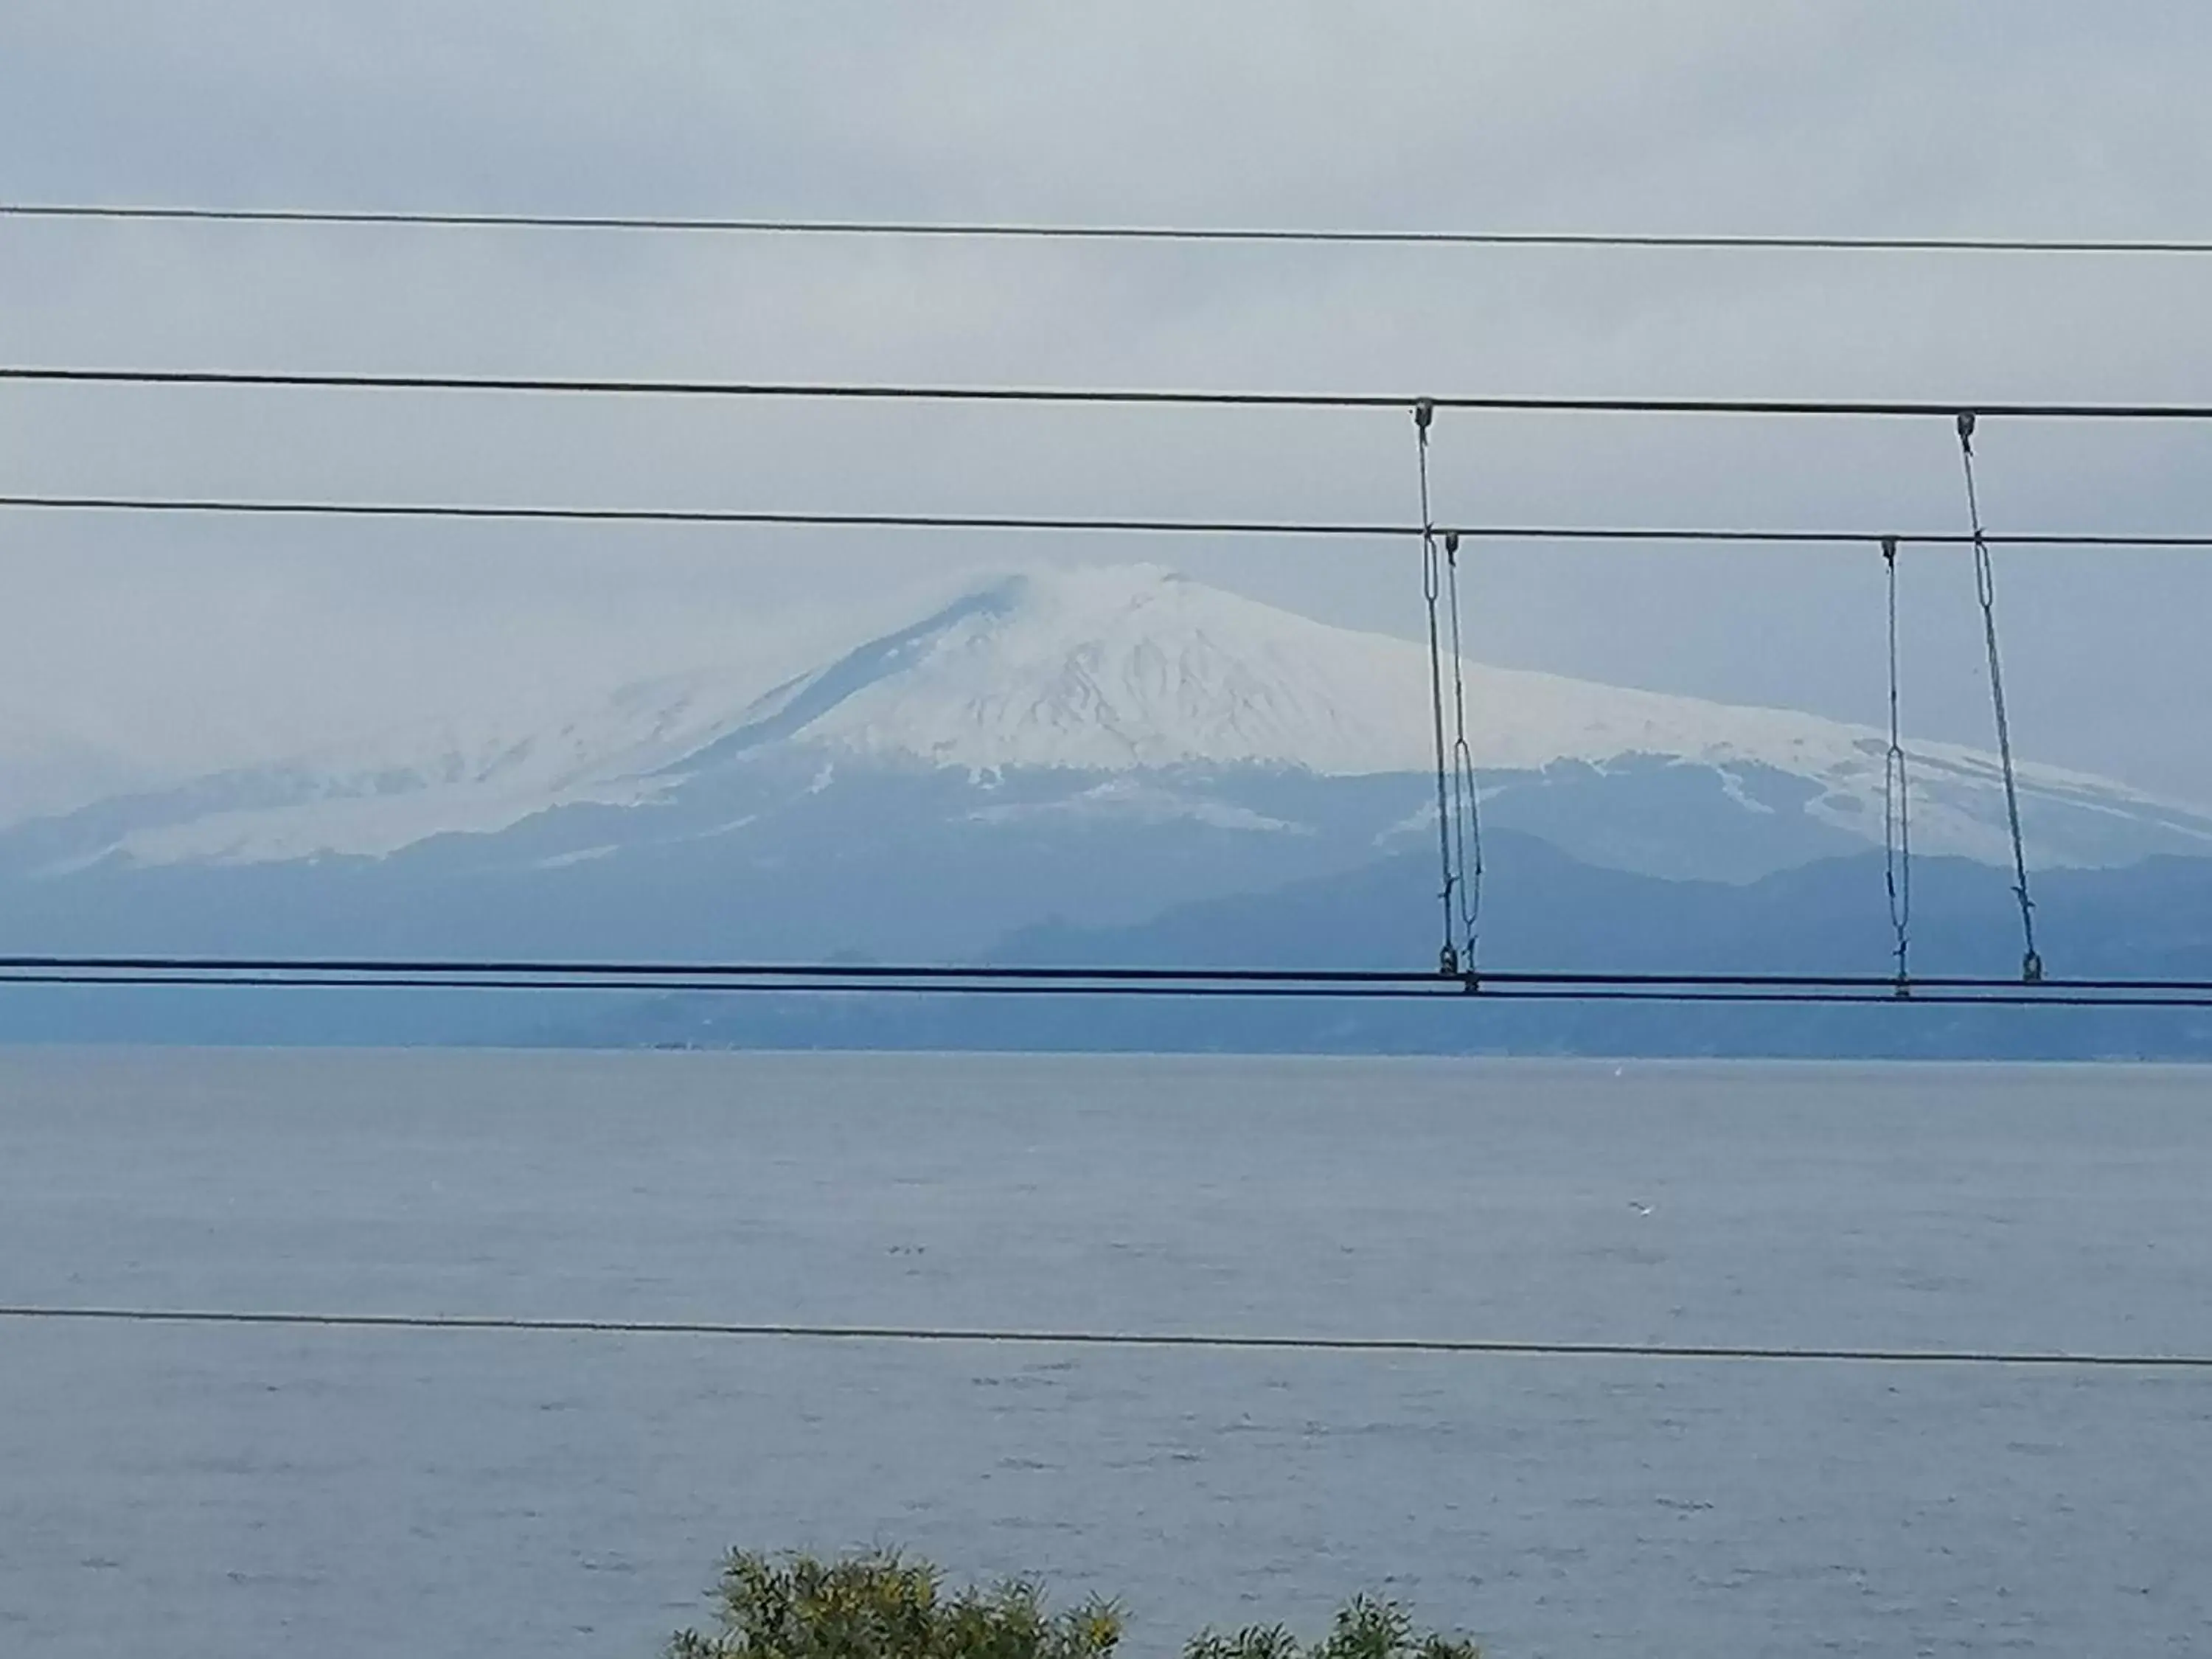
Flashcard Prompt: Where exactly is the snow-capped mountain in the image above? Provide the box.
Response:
[738,563,2212,869]
[39,667,776,868]
[24,561,2211,879]
[11,563,2210,1050]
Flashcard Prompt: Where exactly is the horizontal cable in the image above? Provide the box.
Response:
[15,955,2212,990]
[0,956,1423,981]
[5,366,2211,420]
[0,495,1404,538]
[7,977,2206,1007]
[0,971,1464,1001]
[7,959,2212,1007]
[8,204,2212,257]
[3,978,2197,1008]
[6,493,2212,549]
[1,1304,2203,1368]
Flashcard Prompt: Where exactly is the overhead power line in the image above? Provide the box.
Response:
[5,366,2211,420]
[7,203,2212,257]
[0,495,1412,538]
[9,493,2212,549]
[20,954,2212,988]
[1,1304,2204,1369]
[10,973,2212,1006]
[7,957,2212,1007]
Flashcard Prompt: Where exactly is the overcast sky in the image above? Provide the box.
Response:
[3,3,2210,799]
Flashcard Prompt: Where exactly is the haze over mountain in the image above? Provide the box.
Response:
[5,564,2208,900]
[7,566,2212,1058]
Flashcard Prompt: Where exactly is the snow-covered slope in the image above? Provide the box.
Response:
[679,564,2212,870]
[22,562,2212,873]
[783,563,1840,773]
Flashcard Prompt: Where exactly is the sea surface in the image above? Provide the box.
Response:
[1,1048,2208,1658]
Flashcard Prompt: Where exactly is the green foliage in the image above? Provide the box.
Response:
[1184,1594,1480,1659]
[668,1550,1122,1659]
[669,1554,1478,1659]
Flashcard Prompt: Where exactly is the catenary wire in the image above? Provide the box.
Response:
[9,367,2212,420]
[7,976,2209,1006]
[10,495,2212,549]
[10,203,2212,257]
[8,961,2212,1007]
[0,1304,2204,1368]
[15,956,2212,990]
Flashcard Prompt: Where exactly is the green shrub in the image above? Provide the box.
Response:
[668,1550,1121,1659]
[667,1552,1479,1659]
[1186,1594,1481,1659]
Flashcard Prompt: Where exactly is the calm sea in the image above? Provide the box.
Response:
[1,1049,2208,1657]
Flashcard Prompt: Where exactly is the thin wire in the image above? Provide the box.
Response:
[1,1305,2205,1368]
[0,495,1416,537]
[1956,414,2043,983]
[12,495,2212,549]
[1882,538,1912,990]
[11,204,2212,257]
[15,955,2212,991]
[2,956,1416,982]
[8,367,2212,420]
[8,967,2212,1007]
[1415,402,1459,973]
[0,971,1462,1000]
[1444,532,1484,972]
[1405,987,2212,1008]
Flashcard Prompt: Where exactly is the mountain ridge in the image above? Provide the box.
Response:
[12,563,2209,878]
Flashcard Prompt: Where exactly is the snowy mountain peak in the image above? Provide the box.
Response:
[16,563,2212,874]
[723,561,1884,778]
[745,560,1423,774]
[655,563,2212,872]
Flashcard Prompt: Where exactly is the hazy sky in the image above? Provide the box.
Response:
[4,3,2211,798]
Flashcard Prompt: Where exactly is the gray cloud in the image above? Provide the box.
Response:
[2,2,2208,795]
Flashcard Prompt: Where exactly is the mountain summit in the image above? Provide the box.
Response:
[7,564,2211,891]
[703,562,1898,779]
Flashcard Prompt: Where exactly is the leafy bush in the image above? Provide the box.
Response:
[1186,1595,1481,1659]
[668,1551,1121,1659]
[667,1552,1479,1659]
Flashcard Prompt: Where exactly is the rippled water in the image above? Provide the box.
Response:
[2,1048,2208,1656]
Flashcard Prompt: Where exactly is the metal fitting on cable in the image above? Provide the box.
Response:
[1413,397,1435,434]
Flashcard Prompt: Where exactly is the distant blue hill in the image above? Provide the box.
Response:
[996,832,2212,981]
[4,567,2208,1057]
[20,836,2198,1058]
[580,838,2212,1060]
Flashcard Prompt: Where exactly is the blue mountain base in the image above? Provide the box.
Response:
[9,834,2210,1059]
